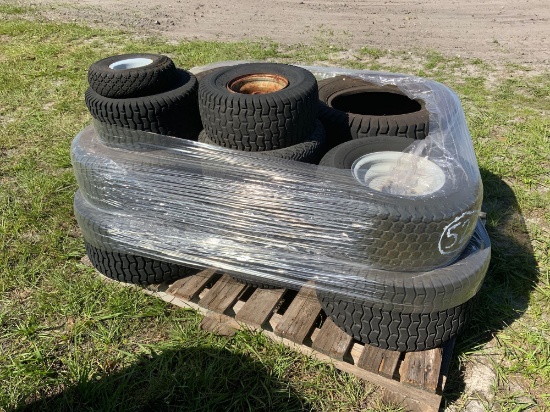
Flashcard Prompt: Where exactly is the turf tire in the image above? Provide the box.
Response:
[198,63,318,150]
[317,76,429,148]
[88,53,178,98]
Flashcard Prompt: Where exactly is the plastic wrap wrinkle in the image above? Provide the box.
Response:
[73,64,489,312]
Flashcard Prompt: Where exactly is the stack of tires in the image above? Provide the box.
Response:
[85,53,202,140]
[73,56,490,353]
[78,53,203,284]
[309,74,490,351]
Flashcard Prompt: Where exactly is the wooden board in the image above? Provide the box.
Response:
[198,274,247,313]
[358,343,401,379]
[235,288,286,328]
[274,286,321,344]
[311,318,354,361]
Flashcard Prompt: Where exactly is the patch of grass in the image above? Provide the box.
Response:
[358,47,387,60]
[1,5,549,412]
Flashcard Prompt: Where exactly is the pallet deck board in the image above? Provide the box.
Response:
[198,274,247,313]
[311,318,354,361]
[274,286,321,344]
[358,343,401,379]
[401,348,443,392]
[167,268,217,301]
[235,287,286,328]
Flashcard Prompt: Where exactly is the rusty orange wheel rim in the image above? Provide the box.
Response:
[227,73,289,95]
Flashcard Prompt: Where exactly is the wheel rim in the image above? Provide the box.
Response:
[109,57,154,70]
[351,151,446,196]
[227,73,289,95]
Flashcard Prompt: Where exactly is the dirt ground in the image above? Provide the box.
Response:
[27,0,550,66]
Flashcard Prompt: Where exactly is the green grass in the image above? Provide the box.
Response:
[1,5,549,412]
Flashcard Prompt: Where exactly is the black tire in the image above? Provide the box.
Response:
[198,120,326,164]
[317,76,429,148]
[75,191,193,285]
[318,137,482,271]
[317,220,489,351]
[85,69,202,140]
[88,53,178,98]
[198,63,318,150]
[319,293,476,352]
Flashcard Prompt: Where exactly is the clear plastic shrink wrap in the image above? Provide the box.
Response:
[72,64,490,313]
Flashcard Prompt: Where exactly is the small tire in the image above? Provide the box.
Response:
[318,137,482,271]
[75,191,193,285]
[317,76,429,148]
[88,53,178,98]
[199,63,319,150]
[85,69,202,140]
[198,120,326,164]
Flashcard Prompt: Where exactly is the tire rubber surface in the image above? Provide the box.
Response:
[318,220,489,351]
[319,137,482,271]
[88,53,178,98]
[198,120,326,164]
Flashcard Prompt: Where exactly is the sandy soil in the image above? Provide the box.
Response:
[27,0,550,66]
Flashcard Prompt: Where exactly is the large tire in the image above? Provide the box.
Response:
[318,220,489,351]
[198,120,326,164]
[85,69,202,140]
[318,137,482,271]
[317,76,429,148]
[198,63,318,150]
[88,53,178,98]
[75,191,193,285]
[320,293,476,352]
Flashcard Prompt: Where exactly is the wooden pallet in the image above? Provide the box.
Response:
[137,268,454,412]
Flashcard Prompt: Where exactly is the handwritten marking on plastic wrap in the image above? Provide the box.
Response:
[438,211,477,255]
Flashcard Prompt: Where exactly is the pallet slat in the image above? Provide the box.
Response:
[400,348,443,392]
[198,274,247,313]
[311,318,354,360]
[274,287,321,344]
[358,343,401,378]
[100,266,454,412]
[167,268,217,301]
[235,288,286,328]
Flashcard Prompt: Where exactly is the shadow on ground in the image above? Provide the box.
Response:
[443,168,540,407]
[15,346,310,412]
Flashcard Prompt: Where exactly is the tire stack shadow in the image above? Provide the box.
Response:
[14,346,311,412]
[443,168,539,406]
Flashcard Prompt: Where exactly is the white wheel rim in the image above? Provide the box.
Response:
[351,151,446,196]
[109,57,154,70]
